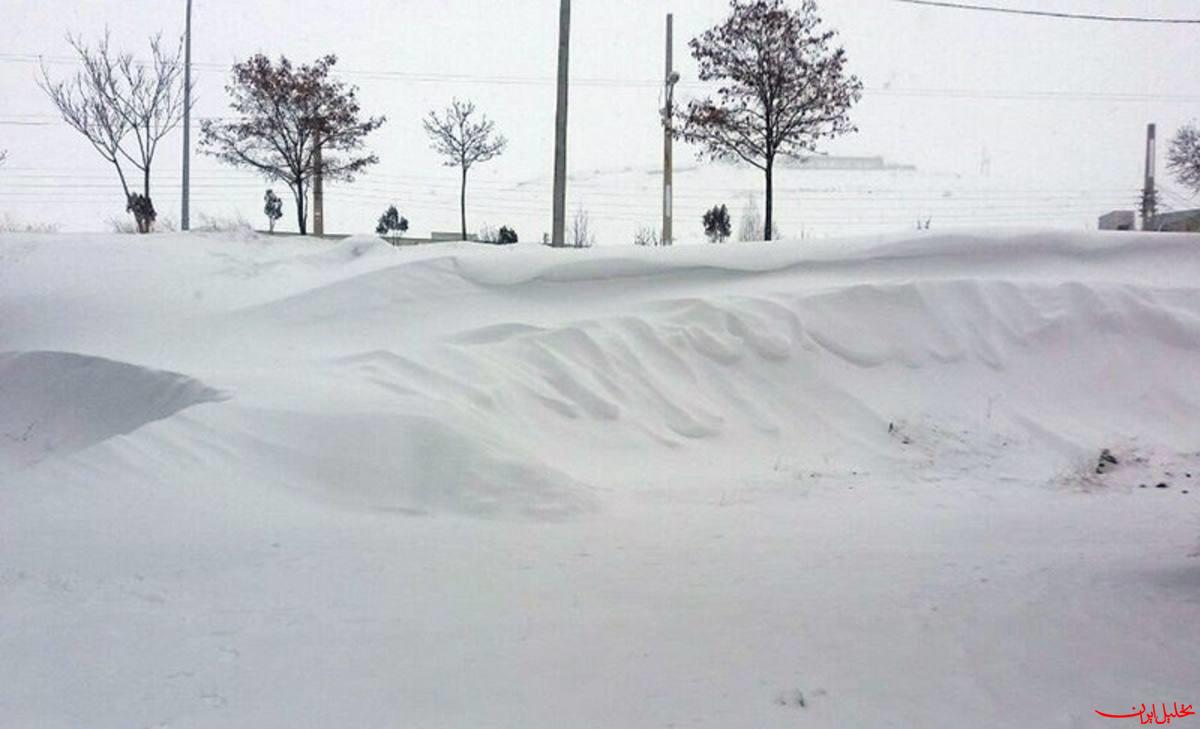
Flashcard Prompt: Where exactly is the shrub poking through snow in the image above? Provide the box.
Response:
[375,205,409,245]
[569,208,595,248]
[264,189,283,232]
[125,193,157,234]
[498,226,518,244]
[703,204,732,243]
[737,197,779,241]
[634,226,661,247]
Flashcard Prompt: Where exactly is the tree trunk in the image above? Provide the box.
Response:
[141,168,153,234]
[764,158,774,242]
[144,121,152,197]
[112,161,135,231]
[293,180,308,236]
[113,161,132,202]
[460,166,468,240]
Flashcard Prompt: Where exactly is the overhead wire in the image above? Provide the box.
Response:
[889,0,1200,24]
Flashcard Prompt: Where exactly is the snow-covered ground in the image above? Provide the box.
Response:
[2,228,1199,728]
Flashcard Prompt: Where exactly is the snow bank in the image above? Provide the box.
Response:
[4,230,1199,507]
[0,350,224,473]
[2,228,1199,728]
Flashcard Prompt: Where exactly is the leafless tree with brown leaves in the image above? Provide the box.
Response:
[676,0,861,241]
[423,99,507,240]
[200,55,384,235]
[39,33,189,233]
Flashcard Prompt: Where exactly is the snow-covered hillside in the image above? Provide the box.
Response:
[2,229,1198,728]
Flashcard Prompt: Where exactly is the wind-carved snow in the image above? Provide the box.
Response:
[1,229,1198,728]
[0,350,225,473]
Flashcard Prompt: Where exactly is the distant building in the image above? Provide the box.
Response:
[1148,209,1200,233]
[1098,210,1136,231]
[780,155,917,172]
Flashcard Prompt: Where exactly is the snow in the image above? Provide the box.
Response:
[2,228,1199,728]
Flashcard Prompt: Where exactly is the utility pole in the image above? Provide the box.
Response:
[181,0,193,231]
[662,13,679,246]
[551,0,570,247]
[1141,123,1157,231]
[313,133,324,237]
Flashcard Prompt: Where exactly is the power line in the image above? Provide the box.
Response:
[6,54,1200,104]
[889,0,1200,24]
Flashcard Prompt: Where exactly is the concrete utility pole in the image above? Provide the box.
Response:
[662,13,679,246]
[181,0,193,231]
[313,133,324,237]
[1142,123,1157,231]
[551,0,571,247]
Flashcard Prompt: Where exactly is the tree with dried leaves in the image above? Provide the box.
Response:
[201,55,385,235]
[39,33,189,233]
[1168,123,1200,196]
[677,0,861,241]
[423,99,507,240]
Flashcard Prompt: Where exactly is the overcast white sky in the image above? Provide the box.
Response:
[1,0,1198,236]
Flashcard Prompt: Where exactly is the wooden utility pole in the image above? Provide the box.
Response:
[313,133,324,237]
[551,0,571,247]
[181,0,193,231]
[662,13,678,246]
[1142,123,1157,230]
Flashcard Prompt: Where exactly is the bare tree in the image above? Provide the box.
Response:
[39,33,189,233]
[201,55,384,235]
[569,207,595,248]
[676,0,861,241]
[1168,123,1200,195]
[737,195,779,241]
[423,99,507,240]
[738,197,761,241]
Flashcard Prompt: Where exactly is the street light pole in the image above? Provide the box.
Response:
[181,0,193,231]
[551,0,570,247]
[662,13,678,246]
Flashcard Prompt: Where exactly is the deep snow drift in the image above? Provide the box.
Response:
[2,229,1198,728]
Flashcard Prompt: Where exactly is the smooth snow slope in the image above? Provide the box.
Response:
[2,229,1199,728]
